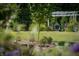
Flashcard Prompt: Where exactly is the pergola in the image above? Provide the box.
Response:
[47,11,79,31]
[47,11,79,27]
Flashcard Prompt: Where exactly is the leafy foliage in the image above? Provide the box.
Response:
[0,3,79,31]
[40,36,53,44]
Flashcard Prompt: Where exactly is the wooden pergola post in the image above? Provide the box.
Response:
[47,19,49,27]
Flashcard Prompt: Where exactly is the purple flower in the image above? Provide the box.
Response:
[69,43,79,52]
[5,49,20,56]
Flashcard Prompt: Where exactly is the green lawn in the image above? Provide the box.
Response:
[11,31,79,42]
[39,31,79,42]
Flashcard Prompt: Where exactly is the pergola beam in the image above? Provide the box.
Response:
[52,11,79,17]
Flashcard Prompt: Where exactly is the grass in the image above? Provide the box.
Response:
[10,31,32,40]
[10,31,79,42]
[39,31,79,42]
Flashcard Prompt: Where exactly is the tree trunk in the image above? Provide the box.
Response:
[38,23,40,41]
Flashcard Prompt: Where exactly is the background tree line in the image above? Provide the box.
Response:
[0,3,79,31]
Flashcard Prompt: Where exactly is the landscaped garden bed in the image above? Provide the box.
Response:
[0,31,79,56]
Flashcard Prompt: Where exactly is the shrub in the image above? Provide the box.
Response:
[29,23,38,31]
[41,48,61,56]
[66,19,78,32]
[39,24,47,31]
[0,32,6,40]
[40,36,48,44]
[0,32,8,46]
[16,24,26,31]
[29,23,47,31]
[0,32,15,44]
[47,37,53,44]
[40,36,53,44]
[11,21,26,31]
[58,41,65,46]
[3,33,15,49]
[5,34,14,41]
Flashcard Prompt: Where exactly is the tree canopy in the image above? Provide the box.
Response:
[0,3,79,32]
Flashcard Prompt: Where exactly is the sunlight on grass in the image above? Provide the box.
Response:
[10,31,79,42]
[39,31,79,42]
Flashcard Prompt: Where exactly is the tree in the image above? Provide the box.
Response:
[17,4,32,31]
[0,4,19,31]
